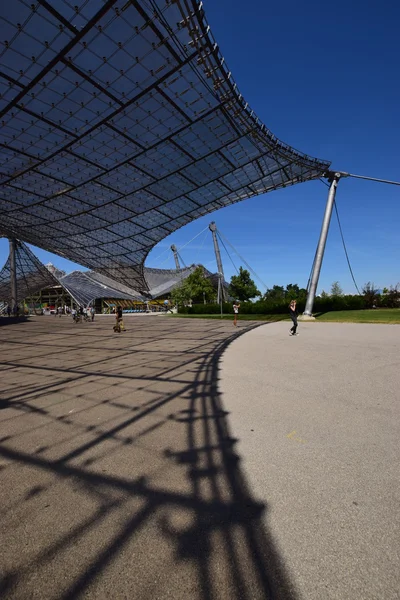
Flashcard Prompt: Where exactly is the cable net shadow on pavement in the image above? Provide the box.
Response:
[0,317,297,599]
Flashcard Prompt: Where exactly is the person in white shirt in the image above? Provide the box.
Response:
[233,301,240,327]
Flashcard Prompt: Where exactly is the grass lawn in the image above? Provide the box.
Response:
[315,309,400,323]
[169,309,400,324]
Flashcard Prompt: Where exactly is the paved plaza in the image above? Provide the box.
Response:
[221,322,400,600]
[0,317,399,599]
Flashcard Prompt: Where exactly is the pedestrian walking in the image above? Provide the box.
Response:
[289,299,298,336]
[90,306,95,322]
[233,301,240,326]
[113,305,125,332]
[7,304,11,317]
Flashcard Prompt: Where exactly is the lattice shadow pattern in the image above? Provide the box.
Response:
[0,0,331,291]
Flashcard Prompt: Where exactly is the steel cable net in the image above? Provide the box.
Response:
[0,237,218,307]
[0,0,331,292]
[0,240,59,305]
[59,264,200,304]
[59,269,144,306]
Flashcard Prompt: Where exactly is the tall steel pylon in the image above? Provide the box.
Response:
[170,245,181,270]
[9,238,17,312]
[303,173,341,317]
[209,222,226,303]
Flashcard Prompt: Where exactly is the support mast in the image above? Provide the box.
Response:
[303,173,341,317]
[209,222,226,302]
[9,238,18,312]
[170,245,180,270]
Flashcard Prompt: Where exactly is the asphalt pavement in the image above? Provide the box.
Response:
[220,321,400,600]
[0,316,288,600]
[0,317,399,599]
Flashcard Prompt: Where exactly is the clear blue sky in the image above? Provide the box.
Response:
[1,0,399,294]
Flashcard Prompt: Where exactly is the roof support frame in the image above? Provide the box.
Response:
[0,0,330,292]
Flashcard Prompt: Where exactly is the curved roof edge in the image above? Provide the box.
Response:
[0,0,331,294]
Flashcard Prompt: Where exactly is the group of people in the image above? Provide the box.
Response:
[42,306,70,316]
[71,306,95,323]
[4,298,300,335]
[5,304,20,317]
[232,299,299,336]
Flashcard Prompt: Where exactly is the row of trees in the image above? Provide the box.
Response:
[170,267,400,312]
[170,267,321,306]
[357,282,400,308]
[322,281,400,308]
[170,266,260,305]
[263,283,308,301]
[170,266,264,305]
[170,266,216,305]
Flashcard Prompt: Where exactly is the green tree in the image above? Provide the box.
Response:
[229,267,261,301]
[383,285,400,308]
[362,282,379,308]
[264,285,285,301]
[285,283,307,300]
[170,282,192,307]
[264,283,306,301]
[320,290,329,298]
[285,283,300,297]
[330,281,343,297]
[171,266,215,306]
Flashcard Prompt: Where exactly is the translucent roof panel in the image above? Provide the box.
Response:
[0,240,59,305]
[0,240,230,306]
[144,265,200,298]
[0,1,331,292]
[59,270,145,307]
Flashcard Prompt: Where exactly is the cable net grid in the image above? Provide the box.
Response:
[0,0,330,291]
[0,239,207,308]
[0,240,59,306]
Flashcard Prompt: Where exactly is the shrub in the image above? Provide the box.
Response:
[314,295,365,313]
[362,282,379,309]
[187,303,226,315]
[183,295,367,316]
[380,287,400,308]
